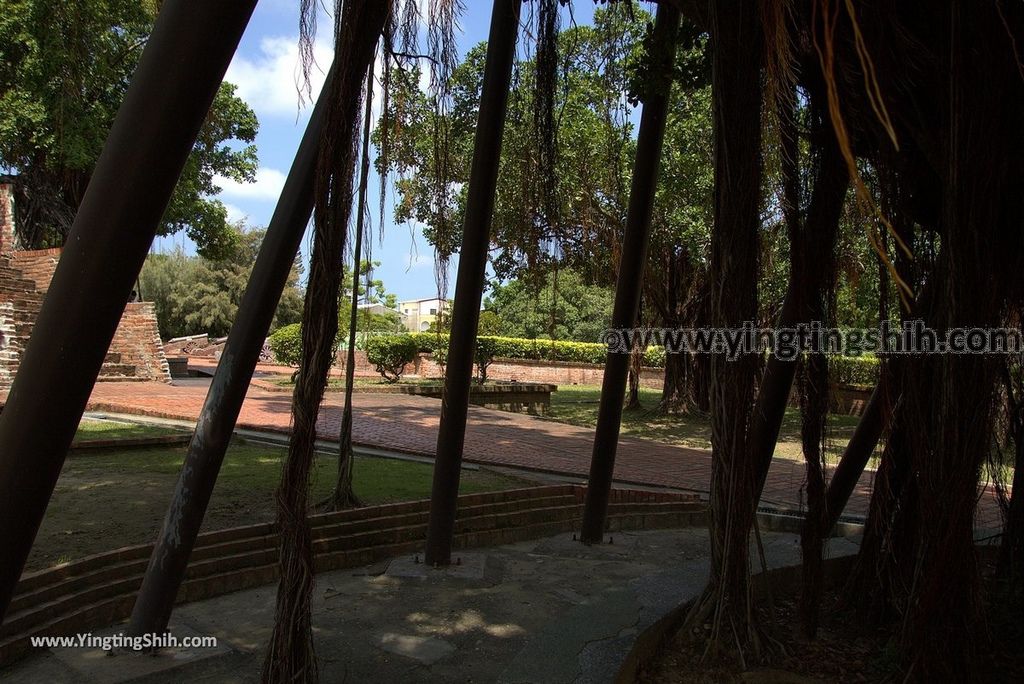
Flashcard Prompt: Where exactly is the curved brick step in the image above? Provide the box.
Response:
[0,486,702,665]
[5,488,582,625]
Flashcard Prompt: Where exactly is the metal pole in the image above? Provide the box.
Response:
[424,0,521,566]
[0,0,257,624]
[579,3,680,544]
[128,65,337,637]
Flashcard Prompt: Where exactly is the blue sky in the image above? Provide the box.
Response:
[152,0,600,303]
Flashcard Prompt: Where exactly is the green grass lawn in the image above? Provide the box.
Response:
[74,418,188,442]
[29,441,536,571]
[545,384,868,463]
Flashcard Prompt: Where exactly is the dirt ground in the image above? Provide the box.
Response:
[639,568,1024,683]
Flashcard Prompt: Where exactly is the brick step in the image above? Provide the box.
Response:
[7,486,579,614]
[0,286,40,299]
[9,495,695,608]
[96,363,138,378]
[7,556,151,618]
[0,487,705,666]
[310,494,579,541]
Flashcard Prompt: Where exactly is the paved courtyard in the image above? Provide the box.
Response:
[3,528,856,684]
[80,374,1003,529]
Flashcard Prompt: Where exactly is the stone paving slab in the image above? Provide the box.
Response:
[78,380,1005,529]
[46,623,234,683]
[1,528,821,684]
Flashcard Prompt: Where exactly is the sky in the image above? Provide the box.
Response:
[152,0,601,304]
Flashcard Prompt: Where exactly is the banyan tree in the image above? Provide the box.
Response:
[0,0,1022,682]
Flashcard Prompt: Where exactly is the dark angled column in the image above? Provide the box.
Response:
[424,0,522,566]
[821,382,884,533]
[579,2,681,544]
[0,0,257,624]
[128,64,337,637]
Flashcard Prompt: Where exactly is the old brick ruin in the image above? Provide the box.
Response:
[0,184,170,391]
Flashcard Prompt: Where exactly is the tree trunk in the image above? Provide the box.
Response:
[997,357,1024,584]
[749,127,847,498]
[687,0,764,660]
[660,347,694,414]
[261,3,388,681]
[659,249,697,414]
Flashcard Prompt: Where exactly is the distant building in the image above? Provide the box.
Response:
[357,302,400,318]
[398,297,446,332]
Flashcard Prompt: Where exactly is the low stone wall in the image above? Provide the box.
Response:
[413,353,665,389]
[334,348,663,388]
[335,348,389,378]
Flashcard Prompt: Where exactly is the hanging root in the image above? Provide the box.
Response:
[261,2,389,681]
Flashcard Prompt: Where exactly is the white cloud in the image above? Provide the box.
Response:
[222,202,248,224]
[406,253,433,270]
[215,167,287,202]
[226,36,332,118]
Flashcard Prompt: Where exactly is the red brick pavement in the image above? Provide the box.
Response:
[83,379,1005,529]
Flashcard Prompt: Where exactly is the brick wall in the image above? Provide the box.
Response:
[0,188,170,389]
[333,349,667,388]
[412,353,664,389]
[334,349,390,378]
[9,249,61,292]
[0,184,17,254]
[0,300,17,390]
[109,303,171,381]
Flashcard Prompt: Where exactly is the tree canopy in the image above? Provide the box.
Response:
[483,269,613,342]
[140,228,303,340]
[0,0,258,258]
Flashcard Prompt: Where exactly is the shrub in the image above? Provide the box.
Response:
[279,325,796,381]
[365,334,419,383]
[830,354,880,387]
[268,323,302,367]
[407,332,665,367]
[475,337,498,384]
[268,323,345,368]
[430,335,448,376]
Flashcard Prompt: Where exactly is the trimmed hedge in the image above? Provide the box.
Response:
[407,333,665,367]
[365,334,419,382]
[274,327,880,387]
[410,332,880,384]
[268,323,344,367]
[830,354,880,387]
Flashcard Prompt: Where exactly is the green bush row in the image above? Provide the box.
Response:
[829,354,880,387]
[270,326,881,388]
[406,333,666,367]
